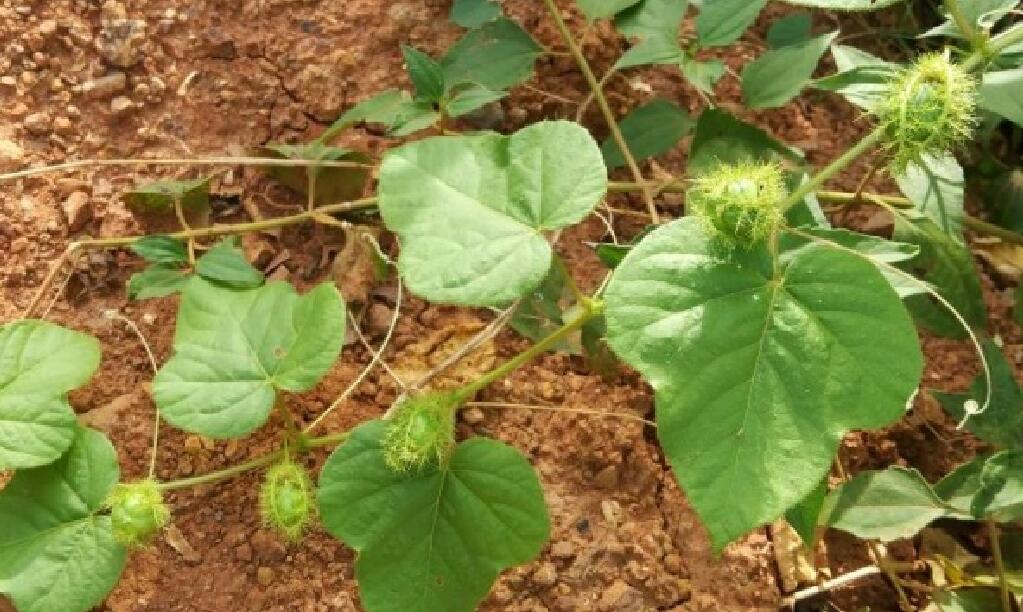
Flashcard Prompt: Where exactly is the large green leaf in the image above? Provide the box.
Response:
[742,30,839,109]
[0,427,125,612]
[823,467,965,541]
[378,121,607,306]
[0,320,101,469]
[696,0,767,47]
[153,279,345,438]
[980,68,1023,127]
[613,0,687,69]
[601,98,693,168]
[603,218,923,549]
[440,18,541,92]
[317,420,549,612]
[896,153,965,242]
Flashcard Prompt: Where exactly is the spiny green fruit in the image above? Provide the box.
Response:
[259,460,315,542]
[687,161,786,248]
[107,480,171,548]
[383,392,459,473]
[877,52,977,171]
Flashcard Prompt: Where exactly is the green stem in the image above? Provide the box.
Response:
[963,23,1023,72]
[540,0,659,224]
[944,0,986,52]
[779,128,887,213]
[455,299,603,401]
[987,518,1013,612]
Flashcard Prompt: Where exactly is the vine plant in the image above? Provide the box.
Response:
[2,0,1023,611]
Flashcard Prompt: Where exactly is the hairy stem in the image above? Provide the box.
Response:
[780,128,887,213]
[944,0,985,51]
[987,518,1013,612]
[540,0,659,224]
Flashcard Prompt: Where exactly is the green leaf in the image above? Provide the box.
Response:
[680,56,725,94]
[441,18,542,92]
[893,211,986,338]
[0,320,101,469]
[935,452,1023,522]
[930,589,1004,612]
[987,170,1023,235]
[696,0,767,47]
[127,265,192,300]
[317,420,550,612]
[766,12,812,48]
[450,0,501,27]
[934,341,1023,451]
[823,467,963,541]
[402,46,445,103]
[601,98,694,168]
[921,0,1017,39]
[444,84,507,118]
[785,477,827,544]
[390,101,442,136]
[896,153,965,242]
[259,143,371,207]
[0,426,126,612]
[509,256,577,352]
[742,30,839,109]
[814,45,900,111]
[614,0,687,69]
[131,235,188,265]
[378,121,606,306]
[577,0,643,20]
[778,0,905,9]
[688,109,803,174]
[603,218,923,549]
[122,177,211,212]
[980,68,1023,127]
[329,89,410,132]
[195,238,264,289]
[153,279,345,438]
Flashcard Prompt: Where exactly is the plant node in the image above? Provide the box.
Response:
[107,480,171,548]
[259,459,316,542]
[877,52,978,171]
[687,161,785,248]
[383,391,460,472]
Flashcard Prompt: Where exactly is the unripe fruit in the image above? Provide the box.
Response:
[107,480,170,548]
[877,52,977,171]
[383,392,459,473]
[687,161,785,248]
[259,460,315,542]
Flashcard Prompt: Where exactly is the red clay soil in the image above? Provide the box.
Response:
[0,1,1014,610]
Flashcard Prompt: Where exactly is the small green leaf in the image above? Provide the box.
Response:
[601,98,693,168]
[987,170,1023,235]
[980,68,1023,127]
[153,279,345,438]
[131,235,188,265]
[766,12,812,48]
[680,56,725,94]
[688,109,803,174]
[893,211,986,338]
[402,45,445,103]
[921,0,1016,39]
[778,0,905,9]
[823,467,964,542]
[896,153,965,242]
[195,238,265,289]
[613,0,687,69]
[785,477,827,544]
[444,84,507,118]
[0,320,101,469]
[127,265,192,300]
[441,18,542,93]
[391,101,442,136]
[378,121,606,306]
[930,589,1004,612]
[696,0,767,47]
[935,452,1023,522]
[814,45,900,111]
[603,218,923,549]
[318,420,550,612]
[328,89,410,133]
[450,0,501,27]
[122,177,211,212]
[0,427,126,612]
[509,255,577,352]
[577,0,643,20]
[259,143,371,207]
[742,30,839,109]
[934,344,1023,452]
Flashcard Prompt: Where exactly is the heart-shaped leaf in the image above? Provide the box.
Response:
[378,121,607,306]
[153,279,345,438]
[0,426,126,612]
[318,420,549,612]
[0,320,101,469]
[603,218,922,549]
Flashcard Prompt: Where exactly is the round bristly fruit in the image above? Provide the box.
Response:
[687,161,786,248]
[383,391,459,472]
[259,459,315,542]
[107,480,171,548]
[877,52,977,171]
